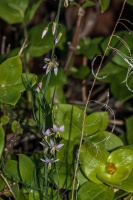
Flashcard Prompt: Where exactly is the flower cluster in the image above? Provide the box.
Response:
[40,124,64,170]
[41,21,62,45]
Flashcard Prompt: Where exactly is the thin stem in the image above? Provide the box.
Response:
[0,173,16,199]
[71,0,127,199]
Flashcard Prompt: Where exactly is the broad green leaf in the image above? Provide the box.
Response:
[28,23,66,57]
[0,0,29,24]
[76,37,102,59]
[0,56,22,105]
[111,71,133,102]
[0,125,5,158]
[86,131,123,151]
[0,115,9,125]
[55,104,84,141]
[104,132,124,151]
[97,149,133,186]
[99,0,111,11]
[78,181,114,200]
[98,61,124,83]
[0,56,37,105]
[120,170,133,192]
[5,160,20,180]
[126,115,133,145]
[80,143,108,184]
[18,154,36,186]
[78,169,89,186]
[84,112,109,136]
[81,1,95,8]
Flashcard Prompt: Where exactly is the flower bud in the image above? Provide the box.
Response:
[52,22,57,35]
[64,0,68,7]
[41,27,48,38]
[54,32,62,44]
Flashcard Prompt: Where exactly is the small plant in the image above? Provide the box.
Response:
[0,0,133,200]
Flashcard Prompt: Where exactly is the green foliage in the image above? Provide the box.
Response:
[78,181,114,200]
[28,22,66,57]
[0,0,29,24]
[18,154,36,186]
[0,115,9,125]
[98,0,111,11]
[0,56,37,105]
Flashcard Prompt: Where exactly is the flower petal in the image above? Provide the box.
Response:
[44,58,50,62]
[59,125,64,132]
[56,143,64,149]
[43,64,48,69]
[50,139,55,147]
[54,67,58,75]
[53,124,58,132]
[43,129,50,136]
[39,142,45,147]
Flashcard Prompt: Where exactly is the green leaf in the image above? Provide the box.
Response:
[18,154,36,186]
[81,1,95,8]
[86,131,123,151]
[97,149,133,187]
[0,115,9,125]
[55,104,84,141]
[78,181,114,200]
[0,125,5,158]
[5,160,20,180]
[111,71,133,102]
[16,190,29,200]
[28,23,66,57]
[24,0,43,22]
[126,115,133,145]
[99,0,111,11]
[0,56,22,105]
[84,112,109,136]
[0,0,29,24]
[120,170,133,192]
[0,56,37,105]
[11,120,22,134]
[127,0,133,6]
[80,143,108,184]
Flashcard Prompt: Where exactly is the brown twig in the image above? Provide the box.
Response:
[64,4,85,72]
[0,173,16,199]
[71,0,127,199]
[18,37,28,56]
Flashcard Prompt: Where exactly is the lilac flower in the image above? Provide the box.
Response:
[42,27,48,38]
[53,124,64,137]
[40,157,59,170]
[42,129,51,139]
[49,139,64,154]
[43,58,59,75]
